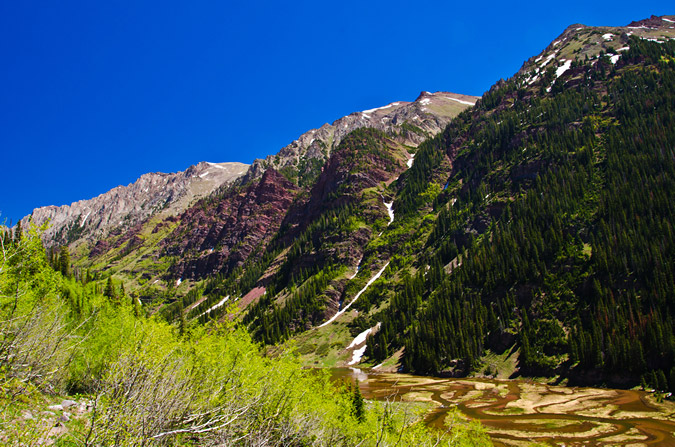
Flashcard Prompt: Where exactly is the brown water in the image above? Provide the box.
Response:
[331,367,675,446]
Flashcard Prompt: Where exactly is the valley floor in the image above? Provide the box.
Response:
[332,367,675,446]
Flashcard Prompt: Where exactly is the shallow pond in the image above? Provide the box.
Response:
[331,367,675,446]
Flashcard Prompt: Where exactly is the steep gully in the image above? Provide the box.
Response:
[324,151,414,364]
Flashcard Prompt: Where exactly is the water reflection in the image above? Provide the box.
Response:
[348,367,369,382]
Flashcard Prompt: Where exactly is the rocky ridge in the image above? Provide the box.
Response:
[24,92,477,253]
[162,129,414,282]
[243,91,478,183]
[516,15,675,86]
[85,91,476,284]
[24,162,249,248]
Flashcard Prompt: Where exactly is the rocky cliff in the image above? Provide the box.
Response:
[516,15,675,84]
[243,91,478,184]
[163,168,299,280]
[104,91,477,283]
[24,162,249,248]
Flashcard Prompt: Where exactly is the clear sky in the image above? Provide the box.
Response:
[1,1,672,224]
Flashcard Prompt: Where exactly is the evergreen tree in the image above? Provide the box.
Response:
[351,380,366,423]
[58,246,71,278]
[13,220,22,244]
[104,277,117,303]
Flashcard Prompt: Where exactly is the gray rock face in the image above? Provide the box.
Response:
[243,91,478,183]
[24,162,249,247]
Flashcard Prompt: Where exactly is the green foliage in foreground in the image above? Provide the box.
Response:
[0,227,492,446]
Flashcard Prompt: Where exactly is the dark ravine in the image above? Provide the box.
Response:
[163,168,300,280]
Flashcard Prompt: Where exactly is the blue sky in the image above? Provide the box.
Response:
[1,1,672,224]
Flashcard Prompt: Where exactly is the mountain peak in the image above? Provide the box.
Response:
[413,90,478,109]
[628,14,675,28]
[243,91,478,186]
[516,15,675,85]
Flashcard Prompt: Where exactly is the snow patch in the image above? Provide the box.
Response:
[348,327,373,350]
[176,278,182,286]
[319,262,390,328]
[610,54,621,64]
[199,172,210,178]
[447,97,476,106]
[80,211,91,227]
[663,18,675,23]
[347,323,380,365]
[617,46,630,52]
[540,53,557,68]
[199,295,230,317]
[420,98,431,105]
[206,162,226,169]
[555,59,572,79]
[361,102,400,114]
[349,258,363,280]
[602,33,614,41]
[383,199,394,225]
[407,154,415,168]
[348,346,368,365]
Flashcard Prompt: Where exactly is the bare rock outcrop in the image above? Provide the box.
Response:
[24,162,249,247]
[164,168,300,280]
[242,91,477,184]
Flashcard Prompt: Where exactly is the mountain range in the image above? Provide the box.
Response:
[19,15,675,392]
